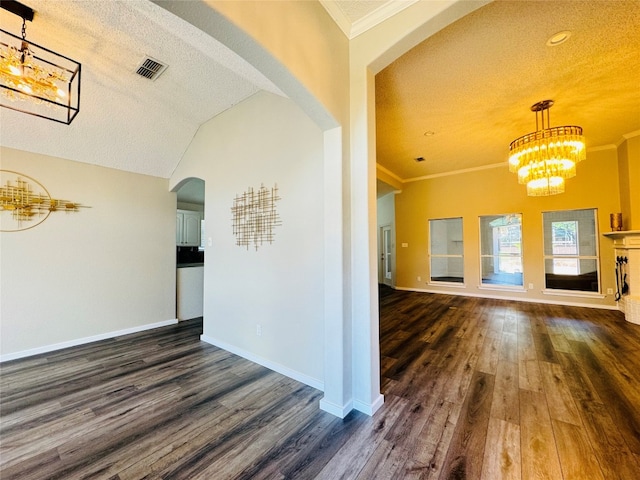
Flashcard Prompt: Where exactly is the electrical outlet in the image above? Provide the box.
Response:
[607,288,614,295]
[528,283,534,290]
[417,276,421,282]
[256,324,262,337]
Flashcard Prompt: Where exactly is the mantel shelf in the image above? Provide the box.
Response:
[603,230,640,250]
[602,230,640,238]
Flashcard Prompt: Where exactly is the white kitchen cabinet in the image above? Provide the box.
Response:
[176,210,201,246]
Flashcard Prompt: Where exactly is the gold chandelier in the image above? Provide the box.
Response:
[0,1,80,124]
[508,100,585,196]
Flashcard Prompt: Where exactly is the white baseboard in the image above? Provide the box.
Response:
[319,397,353,418]
[200,334,324,391]
[353,393,385,416]
[0,319,179,363]
[394,286,618,310]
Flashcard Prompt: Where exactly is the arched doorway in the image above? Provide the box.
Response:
[174,178,205,321]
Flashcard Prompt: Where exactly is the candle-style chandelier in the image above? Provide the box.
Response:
[508,100,585,196]
[0,0,80,124]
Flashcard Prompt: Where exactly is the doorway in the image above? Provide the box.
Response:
[380,225,393,287]
[175,178,205,321]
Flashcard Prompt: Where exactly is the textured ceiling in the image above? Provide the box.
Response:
[0,0,283,178]
[3,1,636,186]
[375,0,640,182]
[335,0,389,22]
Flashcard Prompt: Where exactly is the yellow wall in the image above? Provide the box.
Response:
[395,148,620,308]
[618,135,640,230]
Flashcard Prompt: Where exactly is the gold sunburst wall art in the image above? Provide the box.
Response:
[231,183,282,251]
[0,170,87,232]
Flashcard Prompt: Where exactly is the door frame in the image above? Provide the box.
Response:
[379,224,393,286]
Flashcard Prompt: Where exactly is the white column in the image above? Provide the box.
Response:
[320,127,353,417]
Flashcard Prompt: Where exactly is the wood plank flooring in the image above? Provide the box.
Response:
[2,287,640,479]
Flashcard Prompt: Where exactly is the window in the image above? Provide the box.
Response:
[551,220,578,274]
[479,214,523,287]
[543,209,599,292]
[429,218,464,284]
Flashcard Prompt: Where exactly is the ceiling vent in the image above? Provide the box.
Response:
[135,57,167,81]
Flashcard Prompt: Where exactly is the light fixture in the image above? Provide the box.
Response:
[546,30,572,47]
[508,100,585,196]
[0,0,80,124]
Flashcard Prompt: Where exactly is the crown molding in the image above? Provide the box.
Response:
[622,129,640,140]
[588,144,617,152]
[318,1,352,38]
[320,0,419,39]
[404,162,506,183]
[350,0,419,39]
[378,132,638,184]
[376,162,404,183]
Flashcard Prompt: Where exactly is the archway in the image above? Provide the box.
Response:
[174,177,205,322]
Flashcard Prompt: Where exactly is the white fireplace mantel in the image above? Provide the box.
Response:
[603,230,640,324]
[602,230,640,247]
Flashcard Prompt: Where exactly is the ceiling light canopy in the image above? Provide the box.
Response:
[508,100,585,196]
[0,0,81,124]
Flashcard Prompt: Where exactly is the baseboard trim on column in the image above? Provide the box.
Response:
[319,397,353,418]
[353,393,384,416]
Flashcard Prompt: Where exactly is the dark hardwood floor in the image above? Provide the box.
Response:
[2,287,640,479]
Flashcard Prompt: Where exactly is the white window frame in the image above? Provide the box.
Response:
[542,208,601,294]
[428,217,465,286]
[478,214,524,289]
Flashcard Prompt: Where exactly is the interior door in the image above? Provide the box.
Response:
[381,225,393,286]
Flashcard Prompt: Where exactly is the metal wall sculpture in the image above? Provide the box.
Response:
[231,184,281,250]
[0,170,85,232]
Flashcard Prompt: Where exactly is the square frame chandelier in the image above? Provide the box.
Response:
[0,0,81,124]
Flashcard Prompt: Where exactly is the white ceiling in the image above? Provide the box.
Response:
[0,0,283,178]
[0,0,396,181]
[1,1,638,189]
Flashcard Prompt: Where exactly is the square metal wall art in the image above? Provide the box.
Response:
[231,184,282,250]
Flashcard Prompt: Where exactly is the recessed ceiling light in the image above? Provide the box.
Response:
[547,31,571,46]
[423,131,435,136]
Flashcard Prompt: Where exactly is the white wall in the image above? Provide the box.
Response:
[1,147,177,359]
[170,91,325,386]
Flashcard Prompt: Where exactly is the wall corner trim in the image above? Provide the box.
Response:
[319,397,354,418]
[353,393,385,416]
[0,319,179,363]
[200,335,324,391]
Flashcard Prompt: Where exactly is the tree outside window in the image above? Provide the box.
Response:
[543,209,599,292]
[479,214,523,287]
